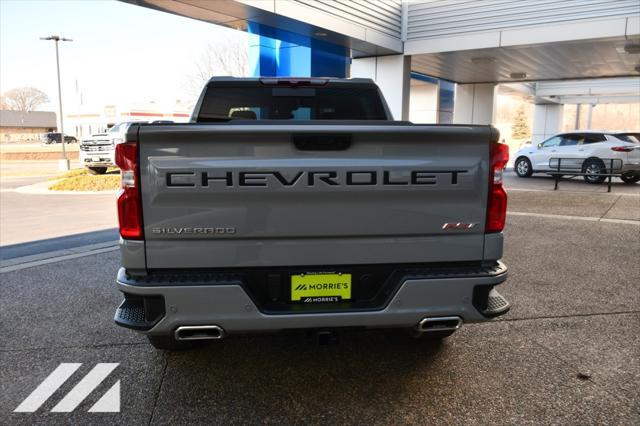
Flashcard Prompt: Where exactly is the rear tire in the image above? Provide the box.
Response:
[620,173,640,184]
[582,159,606,184]
[147,335,206,351]
[87,166,108,175]
[515,157,533,177]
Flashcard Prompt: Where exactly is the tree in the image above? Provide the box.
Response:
[1,87,50,112]
[185,37,248,100]
[511,106,530,139]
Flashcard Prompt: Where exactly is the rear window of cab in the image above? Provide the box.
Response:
[197,86,388,122]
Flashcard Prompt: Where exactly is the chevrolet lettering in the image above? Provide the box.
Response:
[165,170,468,188]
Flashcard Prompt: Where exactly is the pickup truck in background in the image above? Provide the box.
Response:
[80,122,140,174]
[81,121,173,174]
[114,77,511,350]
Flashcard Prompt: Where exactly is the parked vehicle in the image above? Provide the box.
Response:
[41,132,77,144]
[514,131,640,184]
[80,122,142,175]
[113,77,511,350]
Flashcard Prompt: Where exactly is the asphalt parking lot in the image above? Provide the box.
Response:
[1,174,639,425]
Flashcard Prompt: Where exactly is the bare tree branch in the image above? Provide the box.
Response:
[185,37,248,101]
[1,87,50,112]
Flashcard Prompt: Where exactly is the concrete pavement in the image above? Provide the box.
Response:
[1,194,639,424]
[0,189,117,246]
[0,174,117,247]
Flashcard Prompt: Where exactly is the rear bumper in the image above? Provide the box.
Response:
[115,262,508,335]
[621,162,640,173]
[79,150,115,165]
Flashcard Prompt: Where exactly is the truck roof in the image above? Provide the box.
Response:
[206,76,376,85]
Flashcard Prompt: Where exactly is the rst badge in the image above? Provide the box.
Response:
[442,223,476,230]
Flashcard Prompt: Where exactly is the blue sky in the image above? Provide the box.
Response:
[0,0,245,111]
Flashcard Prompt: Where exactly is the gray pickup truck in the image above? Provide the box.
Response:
[114,77,510,350]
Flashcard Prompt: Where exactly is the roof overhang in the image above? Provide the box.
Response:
[501,77,640,104]
[122,0,402,57]
[411,37,640,84]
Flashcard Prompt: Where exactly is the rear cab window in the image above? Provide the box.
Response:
[196,81,389,122]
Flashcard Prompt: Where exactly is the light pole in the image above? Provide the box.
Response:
[41,35,72,171]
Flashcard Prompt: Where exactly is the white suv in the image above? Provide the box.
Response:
[514,131,640,184]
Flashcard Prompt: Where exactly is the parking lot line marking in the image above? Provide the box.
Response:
[14,363,81,412]
[507,211,640,225]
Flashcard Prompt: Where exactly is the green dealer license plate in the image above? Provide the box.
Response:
[290,273,352,303]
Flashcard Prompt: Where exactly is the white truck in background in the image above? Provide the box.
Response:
[80,122,139,174]
[81,121,172,174]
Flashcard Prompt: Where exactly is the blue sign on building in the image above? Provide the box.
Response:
[248,23,348,78]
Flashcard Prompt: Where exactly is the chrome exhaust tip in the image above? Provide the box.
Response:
[417,316,463,333]
[174,325,225,341]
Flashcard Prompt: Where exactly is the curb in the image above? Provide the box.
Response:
[13,179,118,195]
[0,240,119,273]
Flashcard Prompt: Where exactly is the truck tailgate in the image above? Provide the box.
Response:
[138,124,494,269]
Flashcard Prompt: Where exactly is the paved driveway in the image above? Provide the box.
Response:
[0,172,117,247]
[1,198,638,424]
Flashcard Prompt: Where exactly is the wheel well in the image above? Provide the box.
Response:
[582,157,605,170]
[584,157,604,163]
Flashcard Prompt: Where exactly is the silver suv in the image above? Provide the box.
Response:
[514,131,640,184]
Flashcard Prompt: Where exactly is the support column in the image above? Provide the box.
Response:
[351,55,411,120]
[532,104,564,144]
[586,104,595,129]
[453,83,497,124]
[409,72,455,124]
[438,80,455,124]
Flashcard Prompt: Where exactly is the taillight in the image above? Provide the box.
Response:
[486,142,509,233]
[115,142,143,239]
[611,146,634,152]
